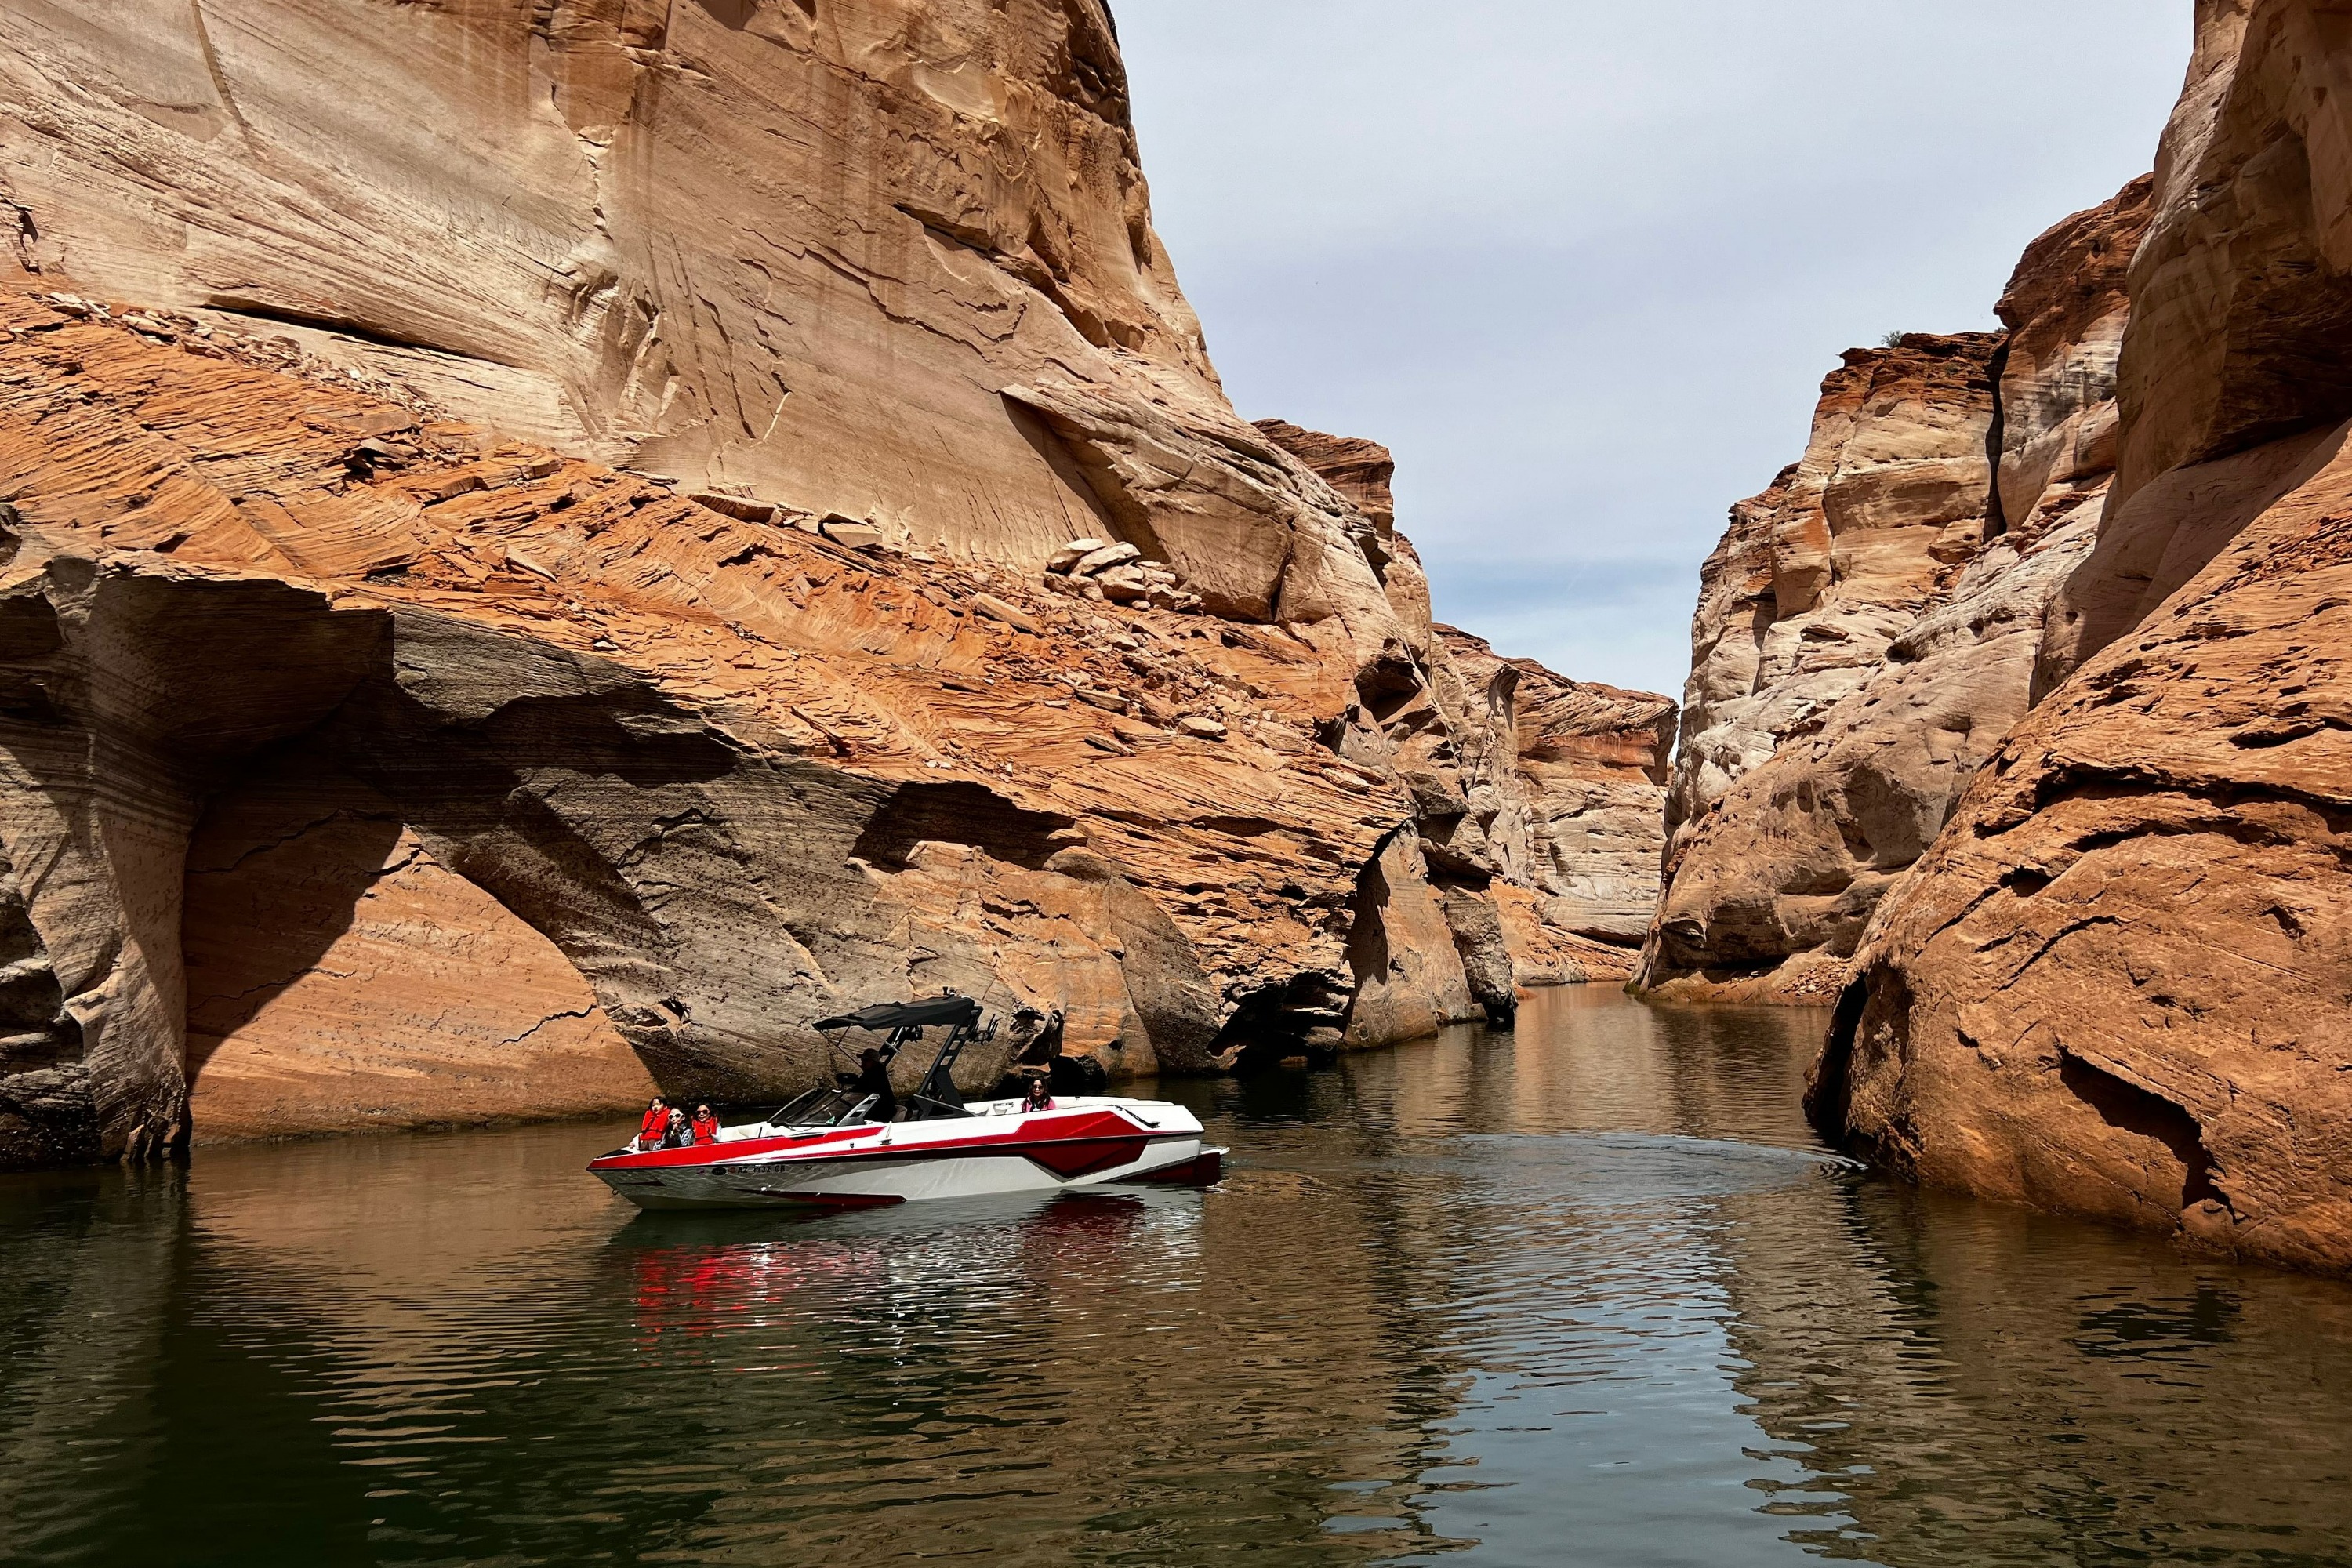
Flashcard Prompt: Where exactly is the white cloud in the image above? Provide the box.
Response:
[1116,0,2189,695]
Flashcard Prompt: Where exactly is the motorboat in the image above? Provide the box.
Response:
[588,994,1225,1210]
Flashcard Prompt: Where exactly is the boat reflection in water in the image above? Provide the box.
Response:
[5,988,2352,1566]
[618,1189,1189,1343]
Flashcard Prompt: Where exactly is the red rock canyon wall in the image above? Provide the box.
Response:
[0,3,1670,1163]
[1643,174,2151,1001]
[1814,0,2352,1275]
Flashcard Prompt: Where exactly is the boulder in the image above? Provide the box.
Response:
[1071,542,1142,576]
[818,517,886,551]
[971,594,1040,634]
[1046,539,1109,574]
[1095,565,1150,601]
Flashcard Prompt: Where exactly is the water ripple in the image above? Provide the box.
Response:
[5,989,2351,1566]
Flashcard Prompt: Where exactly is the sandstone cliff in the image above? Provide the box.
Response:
[1249,424,1675,1039]
[1813,0,2352,1275]
[1429,627,1672,982]
[0,5,1670,1163]
[1642,178,2153,1000]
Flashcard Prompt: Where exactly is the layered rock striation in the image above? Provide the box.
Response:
[1813,0,2352,1273]
[0,5,1670,1163]
[1642,178,2153,1000]
[2,1,1203,554]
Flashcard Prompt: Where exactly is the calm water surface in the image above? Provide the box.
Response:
[6,988,2352,1566]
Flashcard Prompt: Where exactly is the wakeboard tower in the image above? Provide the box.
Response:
[588,993,1225,1210]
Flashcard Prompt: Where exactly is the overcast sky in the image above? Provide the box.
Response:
[1113,2,2191,699]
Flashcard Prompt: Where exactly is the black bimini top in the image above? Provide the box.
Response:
[812,996,982,1033]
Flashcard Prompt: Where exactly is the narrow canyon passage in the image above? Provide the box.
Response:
[6,989,2347,1568]
[0,2,2347,1563]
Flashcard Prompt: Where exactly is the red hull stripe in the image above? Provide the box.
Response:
[642,1132,1193,1178]
[1022,1138,1149,1178]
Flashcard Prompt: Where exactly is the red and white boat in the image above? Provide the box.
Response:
[589,995,1225,1210]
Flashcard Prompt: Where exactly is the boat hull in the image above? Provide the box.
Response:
[589,1098,1223,1211]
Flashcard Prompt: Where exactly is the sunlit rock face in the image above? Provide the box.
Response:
[1640,179,2151,1002]
[0,1,1199,558]
[1815,0,2352,1276]
[0,290,1341,1160]
[0,5,1670,1163]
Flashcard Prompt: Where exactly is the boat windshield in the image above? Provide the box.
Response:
[768,1084,883,1129]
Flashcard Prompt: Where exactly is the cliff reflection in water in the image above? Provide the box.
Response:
[3,988,2350,1566]
[1724,1178,2352,1562]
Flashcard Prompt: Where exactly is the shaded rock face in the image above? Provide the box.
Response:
[1642,180,2153,1000]
[1812,0,2352,1273]
[185,815,660,1144]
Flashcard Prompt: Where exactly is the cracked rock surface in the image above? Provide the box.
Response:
[1816,421,2352,1273]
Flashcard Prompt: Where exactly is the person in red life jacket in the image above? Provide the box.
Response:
[636,1096,670,1152]
[1022,1076,1054,1114]
[691,1104,720,1145]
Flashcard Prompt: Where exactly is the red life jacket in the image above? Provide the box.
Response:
[638,1105,669,1141]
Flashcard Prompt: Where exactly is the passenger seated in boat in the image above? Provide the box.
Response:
[1022,1076,1054,1114]
[663,1108,695,1149]
[635,1096,670,1152]
[691,1104,720,1145]
[837,1048,898,1123]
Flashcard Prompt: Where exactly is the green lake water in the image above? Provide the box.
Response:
[6,986,2350,1565]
